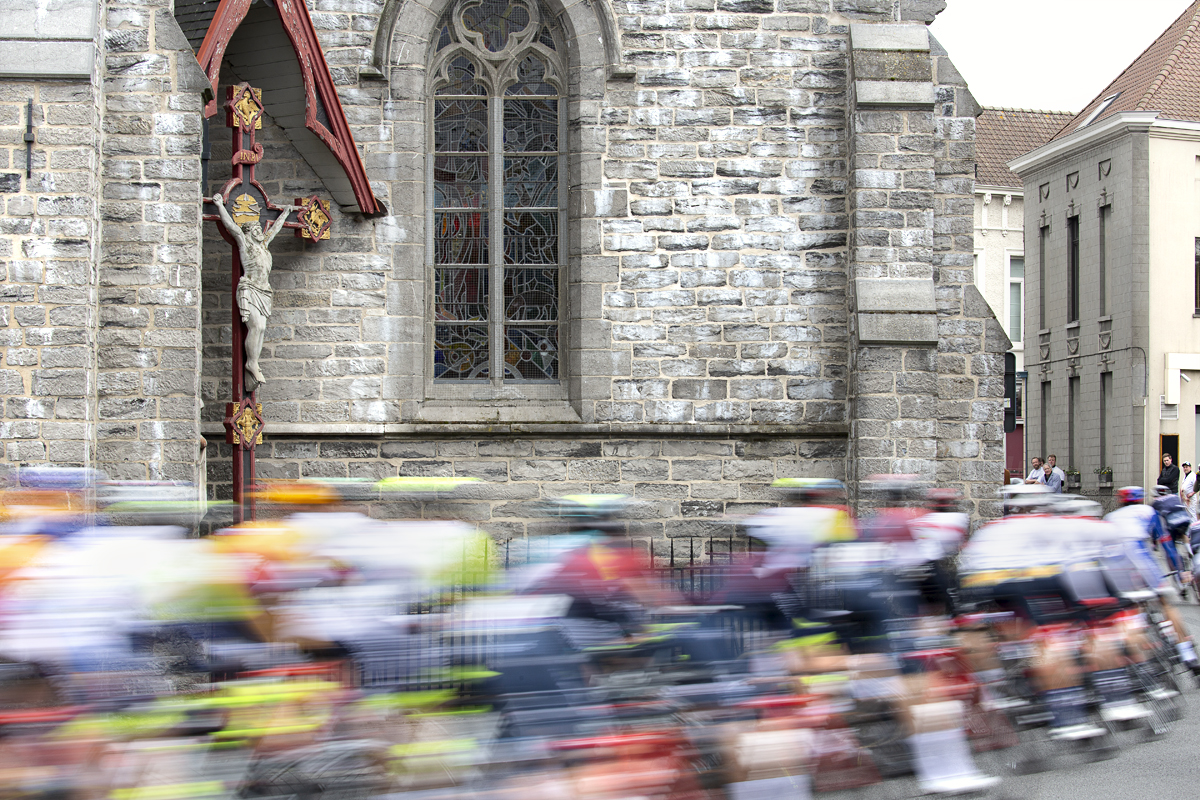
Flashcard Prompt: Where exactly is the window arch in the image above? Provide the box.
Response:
[429,0,566,387]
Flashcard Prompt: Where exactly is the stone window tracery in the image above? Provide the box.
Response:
[429,0,565,385]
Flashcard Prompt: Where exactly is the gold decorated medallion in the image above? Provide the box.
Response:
[230,194,261,225]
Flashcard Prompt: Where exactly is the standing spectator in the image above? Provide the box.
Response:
[1040,461,1064,493]
[1046,454,1066,485]
[1024,456,1044,484]
[1183,461,1198,519]
[1159,453,1180,494]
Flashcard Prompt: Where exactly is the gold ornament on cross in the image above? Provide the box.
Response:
[296,195,332,240]
[231,86,264,131]
[229,193,261,225]
[233,402,264,446]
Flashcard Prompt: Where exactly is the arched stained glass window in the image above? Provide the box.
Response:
[430,0,564,385]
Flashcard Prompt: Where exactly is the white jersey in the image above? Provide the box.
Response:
[744,505,854,572]
[960,515,1122,573]
[1104,504,1157,541]
[909,512,969,560]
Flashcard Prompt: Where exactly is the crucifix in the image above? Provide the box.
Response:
[203,83,332,522]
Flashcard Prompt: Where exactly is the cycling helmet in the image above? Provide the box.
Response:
[1154,485,1172,498]
[542,494,629,535]
[255,481,340,506]
[1116,486,1144,505]
[771,478,846,505]
[925,487,961,513]
[865,474,919,504]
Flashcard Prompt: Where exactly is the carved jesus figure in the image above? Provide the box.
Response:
[211,193,300,390]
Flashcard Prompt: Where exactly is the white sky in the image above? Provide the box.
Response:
[928,1,1194,113]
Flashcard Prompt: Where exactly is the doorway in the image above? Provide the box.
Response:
[1162,434,1180,482]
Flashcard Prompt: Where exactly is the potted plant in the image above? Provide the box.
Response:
[1065,467,1081,489]
[1094,466,1113,486]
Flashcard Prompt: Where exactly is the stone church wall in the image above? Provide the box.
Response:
[189,0,1006,523]
[0,0,1004,526]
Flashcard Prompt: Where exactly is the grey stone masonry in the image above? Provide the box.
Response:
[95,5,205,481]
[845,21,1007,518]
[0,33,102,467]
[221,432,847,540]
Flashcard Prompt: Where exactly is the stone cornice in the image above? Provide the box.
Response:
[1007,111,1159,177]
[201,422,851,438]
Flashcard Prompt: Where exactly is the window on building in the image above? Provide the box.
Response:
[429,0,564,386]
[1099,205,1109,316]
[1194,237,1200,315]
[1038,225,1047,330]
[1076,92,1120,131]
[1067,216,1080,323]
[1007,256,1024,344]
[1068,376,1079,473]
[1041,381,1051,460]
[1101,372,1112,472]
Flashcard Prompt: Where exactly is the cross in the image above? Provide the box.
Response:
[202,83,332,522]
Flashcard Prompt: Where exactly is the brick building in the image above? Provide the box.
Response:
[0,0,1009,533]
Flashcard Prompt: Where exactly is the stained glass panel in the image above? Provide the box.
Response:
[462,0,530,52]
[503,99,557,152]
[504,212,557,264]
[435,156,488,208]
[430,0,564,385]
[434,99,487,152]
[435,324,490,380]
[436,56,486,95]
[504,55,556,95]
[436,267,489,322]
[435,212,489,264]
[504,325,558,380]
[505,268,557,321]
[503,156,557,207]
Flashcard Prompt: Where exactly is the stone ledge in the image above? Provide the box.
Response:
[854,80,935,107]
[855,278,936,313]
[416,400,583,424]
[856,312,938,345]
[848,22,930,52]
[0,40,94,79]
[0,0,97,40]
[201,422,851,438]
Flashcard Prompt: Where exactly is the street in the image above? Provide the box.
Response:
[825,587,1200,800]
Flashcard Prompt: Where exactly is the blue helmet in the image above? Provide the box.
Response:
[1116,485,1144,505]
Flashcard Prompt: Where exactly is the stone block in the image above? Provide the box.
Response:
[854,279,936,313]
[848,22,930,51]
[852,51,932,82]
[854,80,935,107]
[856,312,938,344]
[0,0,97,40]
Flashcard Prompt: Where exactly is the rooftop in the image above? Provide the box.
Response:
[977,108,1075,189]
[1054,0,1200,139]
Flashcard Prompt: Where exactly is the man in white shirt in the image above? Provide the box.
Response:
[1024,456,1043,484]
[1183,461,1198,520]
[1046,454,1066,485]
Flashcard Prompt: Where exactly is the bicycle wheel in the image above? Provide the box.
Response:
[239,742,390,799]
[1132,653,1184,736]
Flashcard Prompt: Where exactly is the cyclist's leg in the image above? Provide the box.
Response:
[1162,536,1182,576]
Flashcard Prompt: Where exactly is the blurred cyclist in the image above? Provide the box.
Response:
[521,495,667,630]
[1151,485,1191,595]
